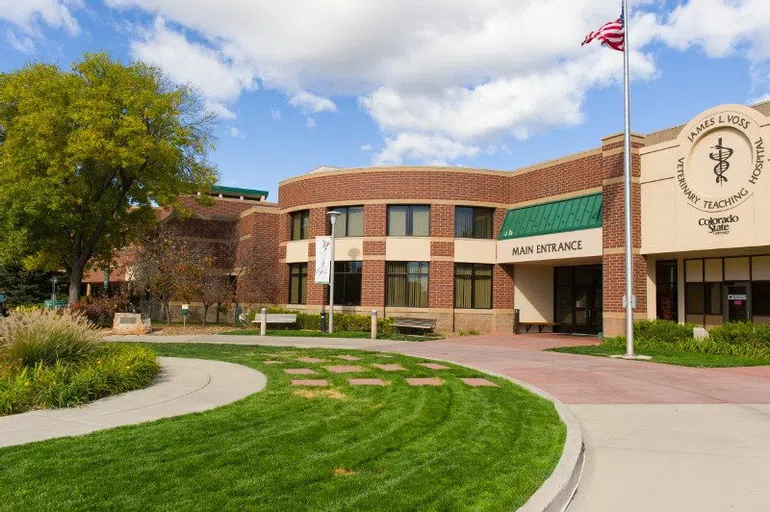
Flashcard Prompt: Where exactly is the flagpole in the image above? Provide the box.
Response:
[622,0,635,356]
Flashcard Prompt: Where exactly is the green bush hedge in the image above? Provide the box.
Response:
[603,319,770,360]
[0,310,160,416]
[245,307,395,335]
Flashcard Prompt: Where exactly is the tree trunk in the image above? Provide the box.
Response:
[202,304,209,327]
[68,263,84,305]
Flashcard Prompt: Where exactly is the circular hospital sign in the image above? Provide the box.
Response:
[676,107,765,213]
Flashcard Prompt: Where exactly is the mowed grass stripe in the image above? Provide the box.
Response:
[0,344,565,512]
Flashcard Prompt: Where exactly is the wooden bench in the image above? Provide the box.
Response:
[392,317,437,334]
[519,321,558,333]
[251,313,298,325]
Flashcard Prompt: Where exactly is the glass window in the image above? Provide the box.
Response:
[290,210,309,240]
[686,283,704,315]
[454,264,493,309]
[386,262,429,307]
[387,205,430,236]
[753,282,770,316]
[329,206,364,237]
[455,207,494,239]
[706,282,722,316]
[656,260,678,321]
[289,263,307,304]
[333,261,362,306]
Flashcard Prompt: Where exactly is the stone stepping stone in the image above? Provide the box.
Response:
[326,365,366,374]
[291,379,329,387]
[377,354,395,358]
[419,363,449,370]
[334,355,360,361]
[262,360,284,365]
[460,378,498,387]
[406,378,444,386]
[284,368,317,375]
[297,357,326,363]
[372,363,406,372]
[348,378,387,386]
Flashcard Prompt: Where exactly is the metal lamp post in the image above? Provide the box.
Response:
[327,211,341,334]
[50,277,58,309]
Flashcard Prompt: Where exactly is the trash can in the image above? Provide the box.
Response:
[320,312,327,333]
[513,309,520,334]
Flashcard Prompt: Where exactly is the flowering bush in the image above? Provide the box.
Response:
[69,295,132,326]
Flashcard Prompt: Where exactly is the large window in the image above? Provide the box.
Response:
[454,264,493,309]
[333,261,362,306]
[288,263,307,304]
[686,282,722,316]
[455,207,494,239]
[387,205,430,236]
[386,262,429,307]
[329,206,364,237]
[753,282,770,316]
[656,260,678,321]
[290,210,310,240]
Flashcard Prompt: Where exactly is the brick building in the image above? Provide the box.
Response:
[86,102,770,336]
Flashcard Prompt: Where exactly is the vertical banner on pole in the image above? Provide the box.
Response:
[315,236,332,284]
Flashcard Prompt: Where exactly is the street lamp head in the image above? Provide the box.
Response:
[327,210,341,226]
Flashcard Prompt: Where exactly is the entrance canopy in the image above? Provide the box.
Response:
[497,193,603,264]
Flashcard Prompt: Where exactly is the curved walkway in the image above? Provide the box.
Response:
[0,357,266,448]
[115,333,770,512]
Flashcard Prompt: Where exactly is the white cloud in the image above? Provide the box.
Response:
[229,126,245,138]
[6,29,36,54]
[270,108,282,121]
[289,91,337,113]
[375,133,479,166]
[0,0,82,36]
[129,17,257,118]
[100,0,770,164]
[360,143,373,152]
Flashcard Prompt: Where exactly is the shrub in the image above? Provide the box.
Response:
[244,306,395,335]
[69,296,132,326]
[709,322,767,347]
[633,320,695,344]
[0,309,102,369]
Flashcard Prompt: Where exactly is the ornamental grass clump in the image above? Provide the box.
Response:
[0,310,159,416]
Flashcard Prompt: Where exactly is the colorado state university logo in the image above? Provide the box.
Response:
[676,109,765,213]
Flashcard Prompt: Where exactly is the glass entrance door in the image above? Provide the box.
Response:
[725,282,751,322]
[554,265,603,334]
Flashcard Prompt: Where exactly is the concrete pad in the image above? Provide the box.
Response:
[0,357,266,448]
[290,379,329,387]
[297,357,326,363]
[419,363,449,370]
[406,378,443,386]
[348,378,387,386]
[460,378,498,387]
[283,368,316,375]
[373,363,406,372]
[262,360,284,365]
[334,355,360,361]
[325,365,366,374]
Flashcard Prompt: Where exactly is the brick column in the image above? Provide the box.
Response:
[362,204,387,308]
[601,133,647,336]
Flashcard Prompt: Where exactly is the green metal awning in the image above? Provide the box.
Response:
[498,193,602,240]
[211,185,269,200]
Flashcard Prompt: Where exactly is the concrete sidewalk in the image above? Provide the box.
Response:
[0,357,266,448]
[111,332,770,511]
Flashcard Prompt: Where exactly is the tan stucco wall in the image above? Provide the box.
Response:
[641,104,770,255]
[513,264,554,324]
[385,237,431,261]
[285,240,309,263]
[334,238,364,261]
[454,239,497,263]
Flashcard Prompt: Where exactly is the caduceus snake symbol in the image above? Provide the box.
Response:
[709,137,733,186]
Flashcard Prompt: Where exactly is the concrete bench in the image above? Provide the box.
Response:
[251,313,297,325]
[520,321,558,333]
[392,317,437,333]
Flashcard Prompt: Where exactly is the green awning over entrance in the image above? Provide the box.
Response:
[498,193,603,240]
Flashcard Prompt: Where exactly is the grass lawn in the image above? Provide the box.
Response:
[219,328,443,342]
[550,344,770,368]
[0,343,566,511]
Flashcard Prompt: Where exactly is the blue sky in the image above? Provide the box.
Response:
[1,1,768,200]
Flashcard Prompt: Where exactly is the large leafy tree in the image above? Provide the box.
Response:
[0,52,218,304]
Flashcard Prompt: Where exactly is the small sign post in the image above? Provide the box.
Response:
[181,304,189,327]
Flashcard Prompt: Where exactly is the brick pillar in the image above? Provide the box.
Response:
[601,133,647,336]
[429,261,454,309]
[362,204,387,309]
[306,207,328,307]
[431,204,454,237]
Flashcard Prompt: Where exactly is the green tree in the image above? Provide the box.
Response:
[0,52,218,304]
[0,264,66,307]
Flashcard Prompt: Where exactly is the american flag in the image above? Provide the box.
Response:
[582,8,625,52]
